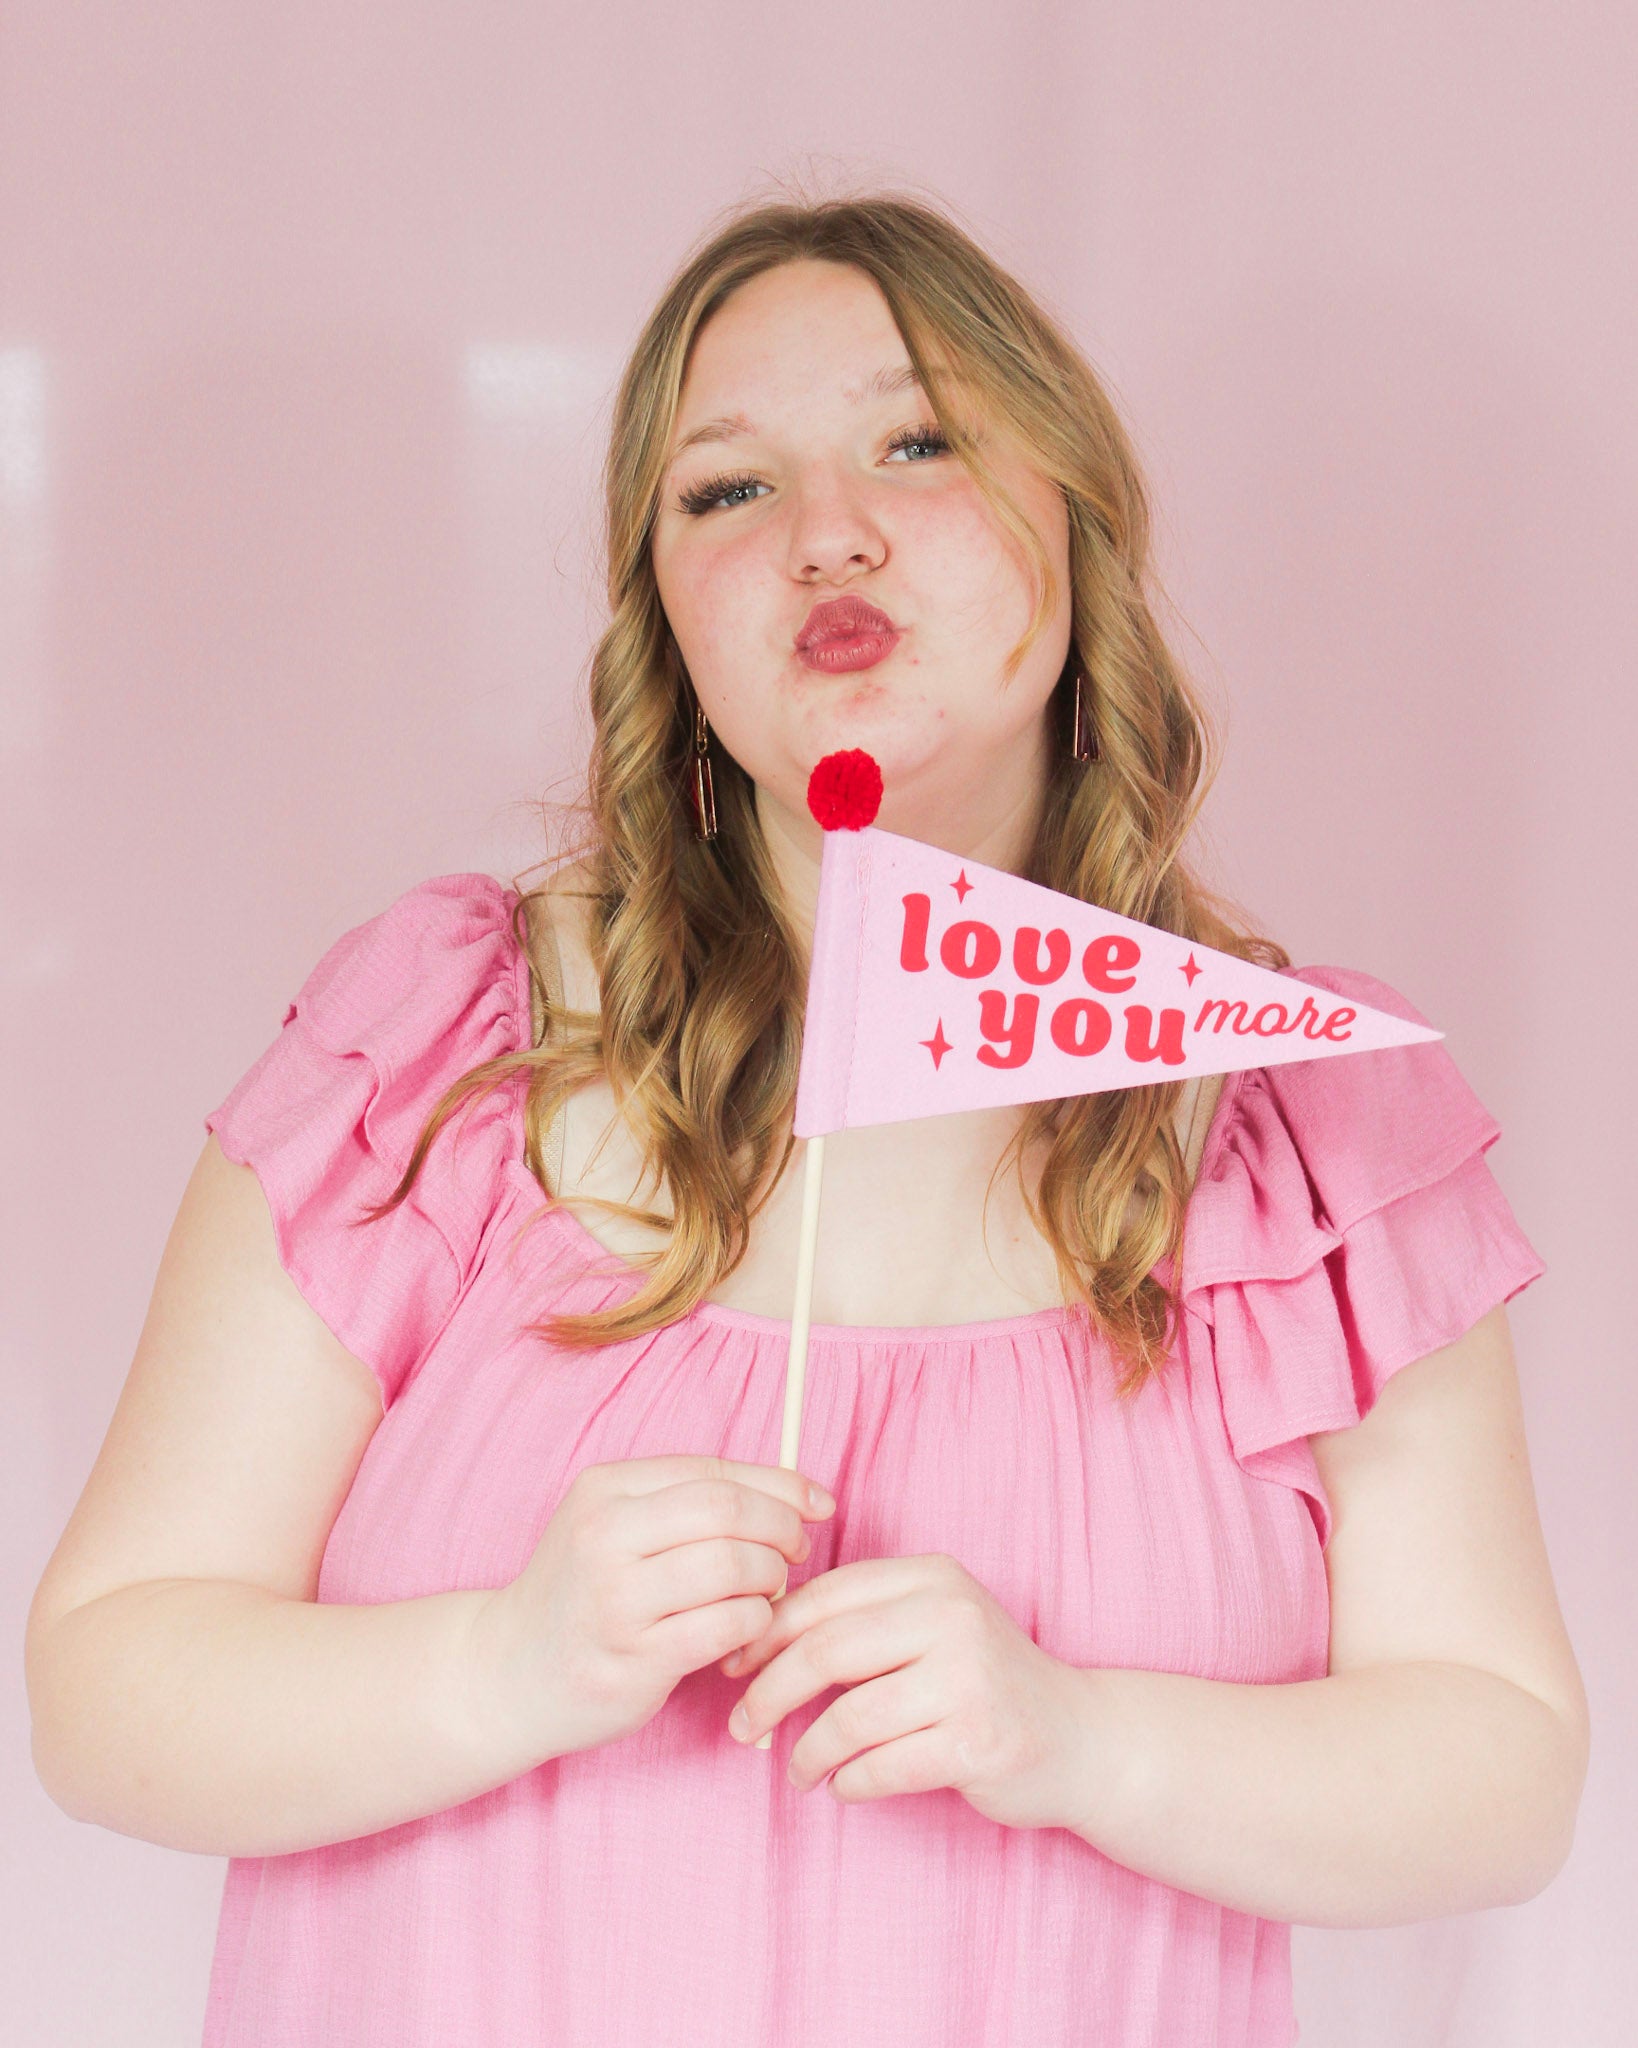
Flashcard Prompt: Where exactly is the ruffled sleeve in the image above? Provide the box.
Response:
[203,873,529,1412]
[1180,963,1545,1548]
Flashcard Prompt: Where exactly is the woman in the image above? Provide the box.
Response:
[27,193,1587,2047]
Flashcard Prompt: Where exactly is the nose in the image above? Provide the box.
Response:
[783,467,888,584]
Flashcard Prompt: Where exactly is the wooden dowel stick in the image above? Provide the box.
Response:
[753,1129,826,1751]
[779,1131,826,1470]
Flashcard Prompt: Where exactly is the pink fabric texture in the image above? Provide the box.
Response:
[200,873,1545,2048]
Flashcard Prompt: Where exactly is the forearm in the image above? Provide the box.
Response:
[1059,1659,1585,1928]
[29,1578,549,1858]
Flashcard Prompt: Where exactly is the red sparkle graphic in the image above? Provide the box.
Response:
[1180,952,1203,987]
[951,869,973,902]
[920,1020,954,1068]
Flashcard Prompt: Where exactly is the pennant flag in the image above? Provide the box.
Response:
[793,753,1441,1138]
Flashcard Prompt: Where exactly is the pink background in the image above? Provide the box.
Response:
[5,7,1632,2041]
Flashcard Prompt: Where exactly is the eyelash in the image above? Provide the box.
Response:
[675,420,952,517]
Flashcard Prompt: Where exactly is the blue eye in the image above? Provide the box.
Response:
[676,470,765,516]
[883,421,951,464]
[674,420,952,516]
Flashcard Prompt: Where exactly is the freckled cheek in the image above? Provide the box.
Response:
[888,499,1015,626]
[668,537,777,669]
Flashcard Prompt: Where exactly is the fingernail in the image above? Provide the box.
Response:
[807,1483,835,1512]
[723,1648,744,1673]
[729,1701,751,1740]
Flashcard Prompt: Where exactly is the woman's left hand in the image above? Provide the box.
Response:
[721,1552,1094,1831]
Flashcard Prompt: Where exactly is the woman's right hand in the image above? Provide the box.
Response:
[465,1454,835,1764]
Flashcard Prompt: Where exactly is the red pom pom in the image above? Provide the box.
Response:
[806,750,883,830]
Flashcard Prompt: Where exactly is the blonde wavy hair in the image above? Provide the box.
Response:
[363,182,1288,1394]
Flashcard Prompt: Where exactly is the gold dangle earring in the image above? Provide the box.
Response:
[687,688,718,840]
[1071,664,1100,763]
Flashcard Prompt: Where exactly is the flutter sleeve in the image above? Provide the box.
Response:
[203,872,529,1411]
[1179,964,1546,1547]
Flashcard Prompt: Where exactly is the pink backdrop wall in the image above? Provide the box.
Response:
[6,7,1632,2041]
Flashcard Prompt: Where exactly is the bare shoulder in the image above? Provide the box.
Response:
[1313,1304,1588,1750]
[519,859,603,1042]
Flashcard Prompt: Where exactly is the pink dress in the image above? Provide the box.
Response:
[199,872,1544,2048]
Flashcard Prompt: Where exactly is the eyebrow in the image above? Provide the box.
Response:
[668,362,925,460]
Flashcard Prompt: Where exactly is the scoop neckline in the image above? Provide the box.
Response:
[492,877,1248,1347]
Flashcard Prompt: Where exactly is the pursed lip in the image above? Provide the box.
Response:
[795,595,898,649]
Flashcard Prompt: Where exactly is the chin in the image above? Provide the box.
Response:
[811,702,944,766]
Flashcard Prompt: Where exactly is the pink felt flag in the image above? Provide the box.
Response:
[793,823,1442,1138]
